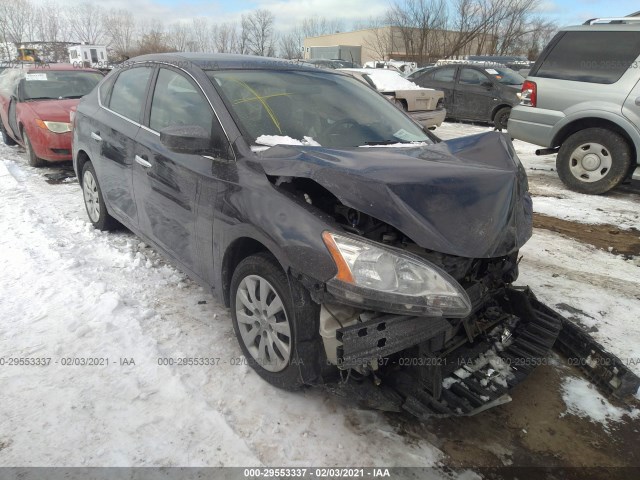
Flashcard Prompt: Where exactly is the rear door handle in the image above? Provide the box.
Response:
[135,155,152,168]
[635,96,640,106]
[90,132,102,141]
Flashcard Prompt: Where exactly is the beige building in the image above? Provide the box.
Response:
[304,26,496,66]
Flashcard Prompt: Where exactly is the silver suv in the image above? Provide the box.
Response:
[508,16,640,194]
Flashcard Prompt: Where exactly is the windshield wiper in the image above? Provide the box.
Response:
[25,97,56,102]
[60,95,83,99]
[364,140,407,145]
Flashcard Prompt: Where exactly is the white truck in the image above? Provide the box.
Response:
[68,44,109,69]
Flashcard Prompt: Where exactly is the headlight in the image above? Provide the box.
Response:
[322,232,471,317]
[36,120,72,133]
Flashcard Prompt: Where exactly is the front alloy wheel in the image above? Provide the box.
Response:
[230,252,323,390]
[235,274,292,372]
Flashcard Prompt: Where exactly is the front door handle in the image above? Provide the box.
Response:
[90,131,102,141]
[135,155,152,168]
[635,96,640,106]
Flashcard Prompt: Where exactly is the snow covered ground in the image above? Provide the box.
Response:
[0,121,638,469]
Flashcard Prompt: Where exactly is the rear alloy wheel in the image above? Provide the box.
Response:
[493,106,511,131]
[0,121,16,146]
[556,128,632,194]
[23,130,46,167]
[230,253,323,390]
[81,162,117,231]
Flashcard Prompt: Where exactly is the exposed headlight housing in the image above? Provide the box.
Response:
[322,231,472,317]
[36,120,72,133]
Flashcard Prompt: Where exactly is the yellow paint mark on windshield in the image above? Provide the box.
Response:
[228,79,290,134]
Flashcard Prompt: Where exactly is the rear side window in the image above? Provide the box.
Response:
[432,67,456,83]
[108,66,152,122]
[535,31,640,84]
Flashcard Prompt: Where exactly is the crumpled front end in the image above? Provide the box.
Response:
[261,132,556,416]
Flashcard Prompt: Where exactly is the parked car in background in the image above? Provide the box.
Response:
[466,55,534,72]
[0,64,103,166]
[72,53,557,417]
[508,17,640,194]
[304,59,359,69]
[412,63,524,130]
[404,65,435,81]
[340,68,445,128]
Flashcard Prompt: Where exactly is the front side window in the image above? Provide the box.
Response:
[459,68,488,85]
[149,68,213,133]
[108,66,153,122]
[535,31,640,84]
[207,69,431,148]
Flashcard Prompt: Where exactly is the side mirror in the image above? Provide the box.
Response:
[482,81,493,90]
[160,125,211,155]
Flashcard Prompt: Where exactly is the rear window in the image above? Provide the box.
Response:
[535,31,640,84]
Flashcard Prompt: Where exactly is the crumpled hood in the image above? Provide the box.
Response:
[257,132,532,259]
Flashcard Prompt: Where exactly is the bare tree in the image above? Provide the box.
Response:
[278,27,303,59]
[241,9,276,56]
[66,2,104,44]
[361,17,394,61]
[301,16,344,38]
[168,22,190,52]
[386,0,448,63]
[0,0,31,44]
[103,9,135,59]
[190,18,212,52]
[214,22,239,53]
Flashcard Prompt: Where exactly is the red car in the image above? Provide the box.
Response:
[0,64,103,167]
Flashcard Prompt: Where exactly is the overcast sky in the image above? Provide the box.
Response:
[56,0,640,31]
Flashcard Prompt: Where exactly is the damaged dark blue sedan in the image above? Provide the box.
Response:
[72,53,560,417]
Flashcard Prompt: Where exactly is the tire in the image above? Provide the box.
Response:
[22,130,46,167]
[493,106,511,131]
[556,128,632,195]
[0,120,16,146]
[81,162,118,231]
[230,252,323,391]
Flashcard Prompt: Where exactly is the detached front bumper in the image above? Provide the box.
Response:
[409,108,446,128]
[327,287,562,417]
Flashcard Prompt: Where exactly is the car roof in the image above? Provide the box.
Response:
[127,53,326,73]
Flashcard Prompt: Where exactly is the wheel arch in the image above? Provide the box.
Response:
[75,149,92,186]
[491,104,512,121]
[221,237,277,307]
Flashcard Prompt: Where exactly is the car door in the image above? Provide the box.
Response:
[92,65,154,226]
[133,66,226,280]
[414,67,457,115]
[6,81,21,139]
[454,67,497,122]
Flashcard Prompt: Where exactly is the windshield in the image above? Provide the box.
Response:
[484,67,524,86]
[22,70,103,101]
[206,69,431,148]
